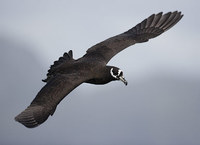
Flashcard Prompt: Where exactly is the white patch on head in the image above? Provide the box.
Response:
[110,68,123,79]
[110,68,117,78]
[118,69,122,76]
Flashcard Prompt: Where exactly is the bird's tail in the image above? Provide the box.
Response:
[43,50,75,82]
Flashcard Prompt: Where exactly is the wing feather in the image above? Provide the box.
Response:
[15,74,87,128]
[85,11,183,63]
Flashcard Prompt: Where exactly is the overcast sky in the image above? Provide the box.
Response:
[0,0,200,145]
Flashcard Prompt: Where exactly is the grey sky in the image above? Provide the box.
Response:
[0,0,200,145]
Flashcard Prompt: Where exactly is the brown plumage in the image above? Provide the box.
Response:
[15,11,183,128]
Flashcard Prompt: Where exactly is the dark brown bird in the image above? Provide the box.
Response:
[15,11,183,128]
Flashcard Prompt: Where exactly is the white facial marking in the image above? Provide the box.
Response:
[110,68,117,78]
[118,69,122,76]
[110,68,123,79]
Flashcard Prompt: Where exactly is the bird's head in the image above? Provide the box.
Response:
[110,67,128,85]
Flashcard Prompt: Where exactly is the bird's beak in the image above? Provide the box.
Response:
[119,76,128,86]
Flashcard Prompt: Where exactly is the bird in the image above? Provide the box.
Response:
[15,11,183,128]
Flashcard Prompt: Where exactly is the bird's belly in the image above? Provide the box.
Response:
[85,78,110,85]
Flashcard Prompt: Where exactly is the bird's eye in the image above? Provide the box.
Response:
[110,68,123,79]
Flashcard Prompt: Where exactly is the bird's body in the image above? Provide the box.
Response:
[15,11,183,128]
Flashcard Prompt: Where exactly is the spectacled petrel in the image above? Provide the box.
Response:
[15,11,183,128]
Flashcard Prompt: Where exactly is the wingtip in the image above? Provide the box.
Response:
[15,105,49,128]
[157,12,163,16]
[15,109,39,128]
[173,11,184,19]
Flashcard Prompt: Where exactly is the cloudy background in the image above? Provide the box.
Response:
[0,0,200,145]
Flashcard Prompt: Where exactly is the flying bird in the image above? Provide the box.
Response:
[15,11,183,128]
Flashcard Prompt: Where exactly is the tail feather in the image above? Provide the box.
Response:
[42,50,74,82]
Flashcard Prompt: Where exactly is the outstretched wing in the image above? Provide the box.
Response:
[85,11,183,63]
[15,73,87,128]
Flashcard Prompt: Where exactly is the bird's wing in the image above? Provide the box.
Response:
[85,11,183,63]
[15,73,88,128]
